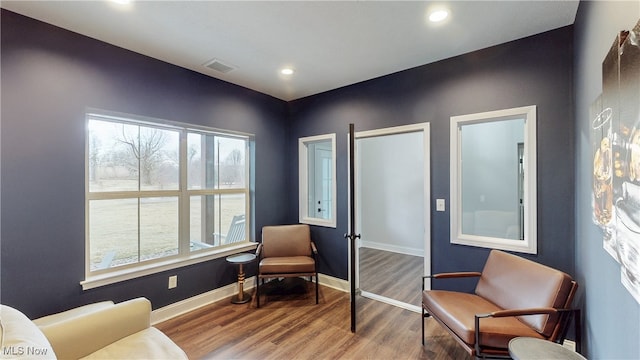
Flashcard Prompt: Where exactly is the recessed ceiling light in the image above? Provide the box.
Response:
[111,0,131,4]
[281,68,294,75]
[428,9,449,23]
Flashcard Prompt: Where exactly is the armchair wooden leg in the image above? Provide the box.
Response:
[315,273,319,304]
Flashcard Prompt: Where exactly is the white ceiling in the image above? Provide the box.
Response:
[1,1,579,101]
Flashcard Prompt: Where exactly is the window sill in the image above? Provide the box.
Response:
[81,242,258,290]
[300,217,336,228]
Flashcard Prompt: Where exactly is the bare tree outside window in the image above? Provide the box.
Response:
[217,138,246,188]
[117,125,178,187]
[89,120,179,191]
[220,149,243,186]
[117,125,168,186]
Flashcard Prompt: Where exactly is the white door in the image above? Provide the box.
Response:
[353,123,430,313]
[313,146,333,219]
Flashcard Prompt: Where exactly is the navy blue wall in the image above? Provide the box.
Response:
[289,26,576,288]
[1,10,289,318]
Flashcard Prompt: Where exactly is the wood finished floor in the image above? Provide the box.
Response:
[358,247,423,307]
[156,284,471,360]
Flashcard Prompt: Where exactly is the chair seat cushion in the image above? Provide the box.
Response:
[260,256,315,274]
[422,290,544,349]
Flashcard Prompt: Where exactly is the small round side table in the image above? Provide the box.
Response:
[509,337,586,360]
[226,253,256,304]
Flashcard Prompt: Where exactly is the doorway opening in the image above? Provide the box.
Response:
[351,123,431,313]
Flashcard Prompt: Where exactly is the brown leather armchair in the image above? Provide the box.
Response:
[422,250,580,359]
[256,224,318,308]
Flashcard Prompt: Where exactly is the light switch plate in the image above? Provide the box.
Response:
[436,199,446,212]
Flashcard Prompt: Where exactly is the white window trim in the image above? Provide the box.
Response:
[299,133,337,228]
[83,110,254,289]
[450,105,537,254]
[81,242,256,290]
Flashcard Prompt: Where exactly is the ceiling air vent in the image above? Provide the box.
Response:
[204,58,235,73]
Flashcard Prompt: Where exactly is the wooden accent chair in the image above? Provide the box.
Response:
[256,224,319,308]
[422,250,580,359]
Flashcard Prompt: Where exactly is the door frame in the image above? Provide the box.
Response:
[347,122,431,314]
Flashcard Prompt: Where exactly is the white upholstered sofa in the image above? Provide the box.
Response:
[1,298,187,359]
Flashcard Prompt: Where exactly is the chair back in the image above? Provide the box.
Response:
[262,224,311,258]
[475,250,575,337]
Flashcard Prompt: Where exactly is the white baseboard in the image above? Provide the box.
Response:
[151,277,254,324]
[360,241,423,257]
[151,273,348,325]
[318,274,349,292]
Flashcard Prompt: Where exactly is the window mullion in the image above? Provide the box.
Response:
[216,138,221,246]
[137,198,141,263]
[179,130,190,255]
[245,141,251,242]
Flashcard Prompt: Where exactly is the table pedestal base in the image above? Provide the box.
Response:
[226,253,256,305]
[231,291,252,304]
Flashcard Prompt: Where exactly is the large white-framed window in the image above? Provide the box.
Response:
[450,105,537,254]
[84,110,254,289]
